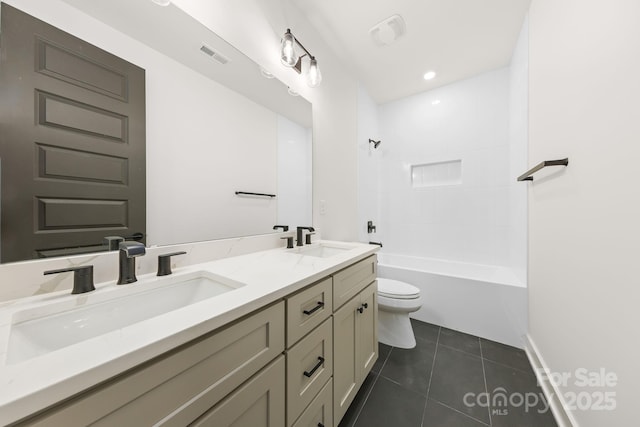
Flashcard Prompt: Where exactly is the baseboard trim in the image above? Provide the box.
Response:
[524,334,579,427]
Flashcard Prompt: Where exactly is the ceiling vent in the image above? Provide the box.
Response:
[369,14,406,47]
[200,43,230,64]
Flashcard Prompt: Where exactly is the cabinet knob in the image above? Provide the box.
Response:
[357,306,364,314]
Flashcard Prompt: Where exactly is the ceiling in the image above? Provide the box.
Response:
[292,0,531,104]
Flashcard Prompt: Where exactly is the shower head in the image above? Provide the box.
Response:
[369,139,381,149]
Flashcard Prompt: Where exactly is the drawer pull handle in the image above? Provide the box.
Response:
[303,356,325,378]
[303,301,325,315]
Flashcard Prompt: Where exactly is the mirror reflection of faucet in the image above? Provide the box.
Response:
[367,221,377,234]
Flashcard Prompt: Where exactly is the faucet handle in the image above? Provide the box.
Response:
[305,232,315,245]
[281,236,294,249]
[273,225,289,232]
[157,251,187,276]
[44,265,95,294]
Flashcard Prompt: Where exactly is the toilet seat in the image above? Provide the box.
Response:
[377,278,420,300]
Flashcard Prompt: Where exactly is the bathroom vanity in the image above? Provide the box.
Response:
[0,241,378,426]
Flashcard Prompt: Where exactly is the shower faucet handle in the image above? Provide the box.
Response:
[367,221,377,233]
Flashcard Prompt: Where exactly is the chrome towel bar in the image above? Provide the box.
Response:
[517,158,568,181]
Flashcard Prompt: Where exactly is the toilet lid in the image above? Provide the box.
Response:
[377,278,420,300]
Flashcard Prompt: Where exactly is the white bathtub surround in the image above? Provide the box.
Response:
[0,241,378,425]
[377,253,526,348]
[357,84,382,244]
[376,68,511,265]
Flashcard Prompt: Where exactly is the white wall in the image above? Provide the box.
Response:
[377,69,512,266]
[277,115,312,227]
[2,0,279,247]
[528,0,640,425]
[508,16,529,284]
[172,0,360,241]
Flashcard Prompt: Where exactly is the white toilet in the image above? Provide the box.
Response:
[377,278,423,349]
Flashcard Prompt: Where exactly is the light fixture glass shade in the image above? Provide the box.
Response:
[280,31,298,67]
[150,0,171,6]
[306,57,322,88]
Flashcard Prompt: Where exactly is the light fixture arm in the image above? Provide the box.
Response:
[285,29,314,59]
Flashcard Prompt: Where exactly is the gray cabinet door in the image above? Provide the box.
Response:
[0,4,145,262]
[190,356,286,427]
[356,282,378,378]
[333,282,378,426]
[332,294,361,425]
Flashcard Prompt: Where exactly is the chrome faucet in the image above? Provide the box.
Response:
[296,226,315,246]
[117,241,146,284]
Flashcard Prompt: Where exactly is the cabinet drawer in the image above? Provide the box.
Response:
[18,302,285,427]
[286,277,332,347]
[190,355,285,427]
[292,378,333,427]
[287,317,333,426]
[333,255,376,309]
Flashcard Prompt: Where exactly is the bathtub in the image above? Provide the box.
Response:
[377,253,527,348]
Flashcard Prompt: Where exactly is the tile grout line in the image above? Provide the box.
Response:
[420,326,441,427]
[482,355,537,376]
[427,398,492,427]
[437,342,483,359]
[479,338,492,427]
[348,346,393,427]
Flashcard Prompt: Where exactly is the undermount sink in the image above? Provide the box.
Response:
[294,242,357,258]
[6,271,244,364]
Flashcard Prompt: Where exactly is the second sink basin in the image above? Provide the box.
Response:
[293,242,358,258]
[6,271,244,364]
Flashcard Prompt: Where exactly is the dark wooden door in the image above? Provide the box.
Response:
[0,4,145,263]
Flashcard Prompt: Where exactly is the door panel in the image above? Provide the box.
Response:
[0,4,145,262]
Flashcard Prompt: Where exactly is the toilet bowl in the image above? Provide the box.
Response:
[377,278,423,349]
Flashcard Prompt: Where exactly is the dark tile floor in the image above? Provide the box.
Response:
[339,319,558,427]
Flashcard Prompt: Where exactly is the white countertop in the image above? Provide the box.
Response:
[0,240,378,425]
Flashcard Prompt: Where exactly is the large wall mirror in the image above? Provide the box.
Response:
[0,0,312,264]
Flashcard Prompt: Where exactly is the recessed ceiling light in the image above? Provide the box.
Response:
[259,66,275,79]
[150,0,171,5]
[432,99,441,105]
[423,71,436,80]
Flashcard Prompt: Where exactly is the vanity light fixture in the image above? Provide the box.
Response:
[280,29,322,88]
